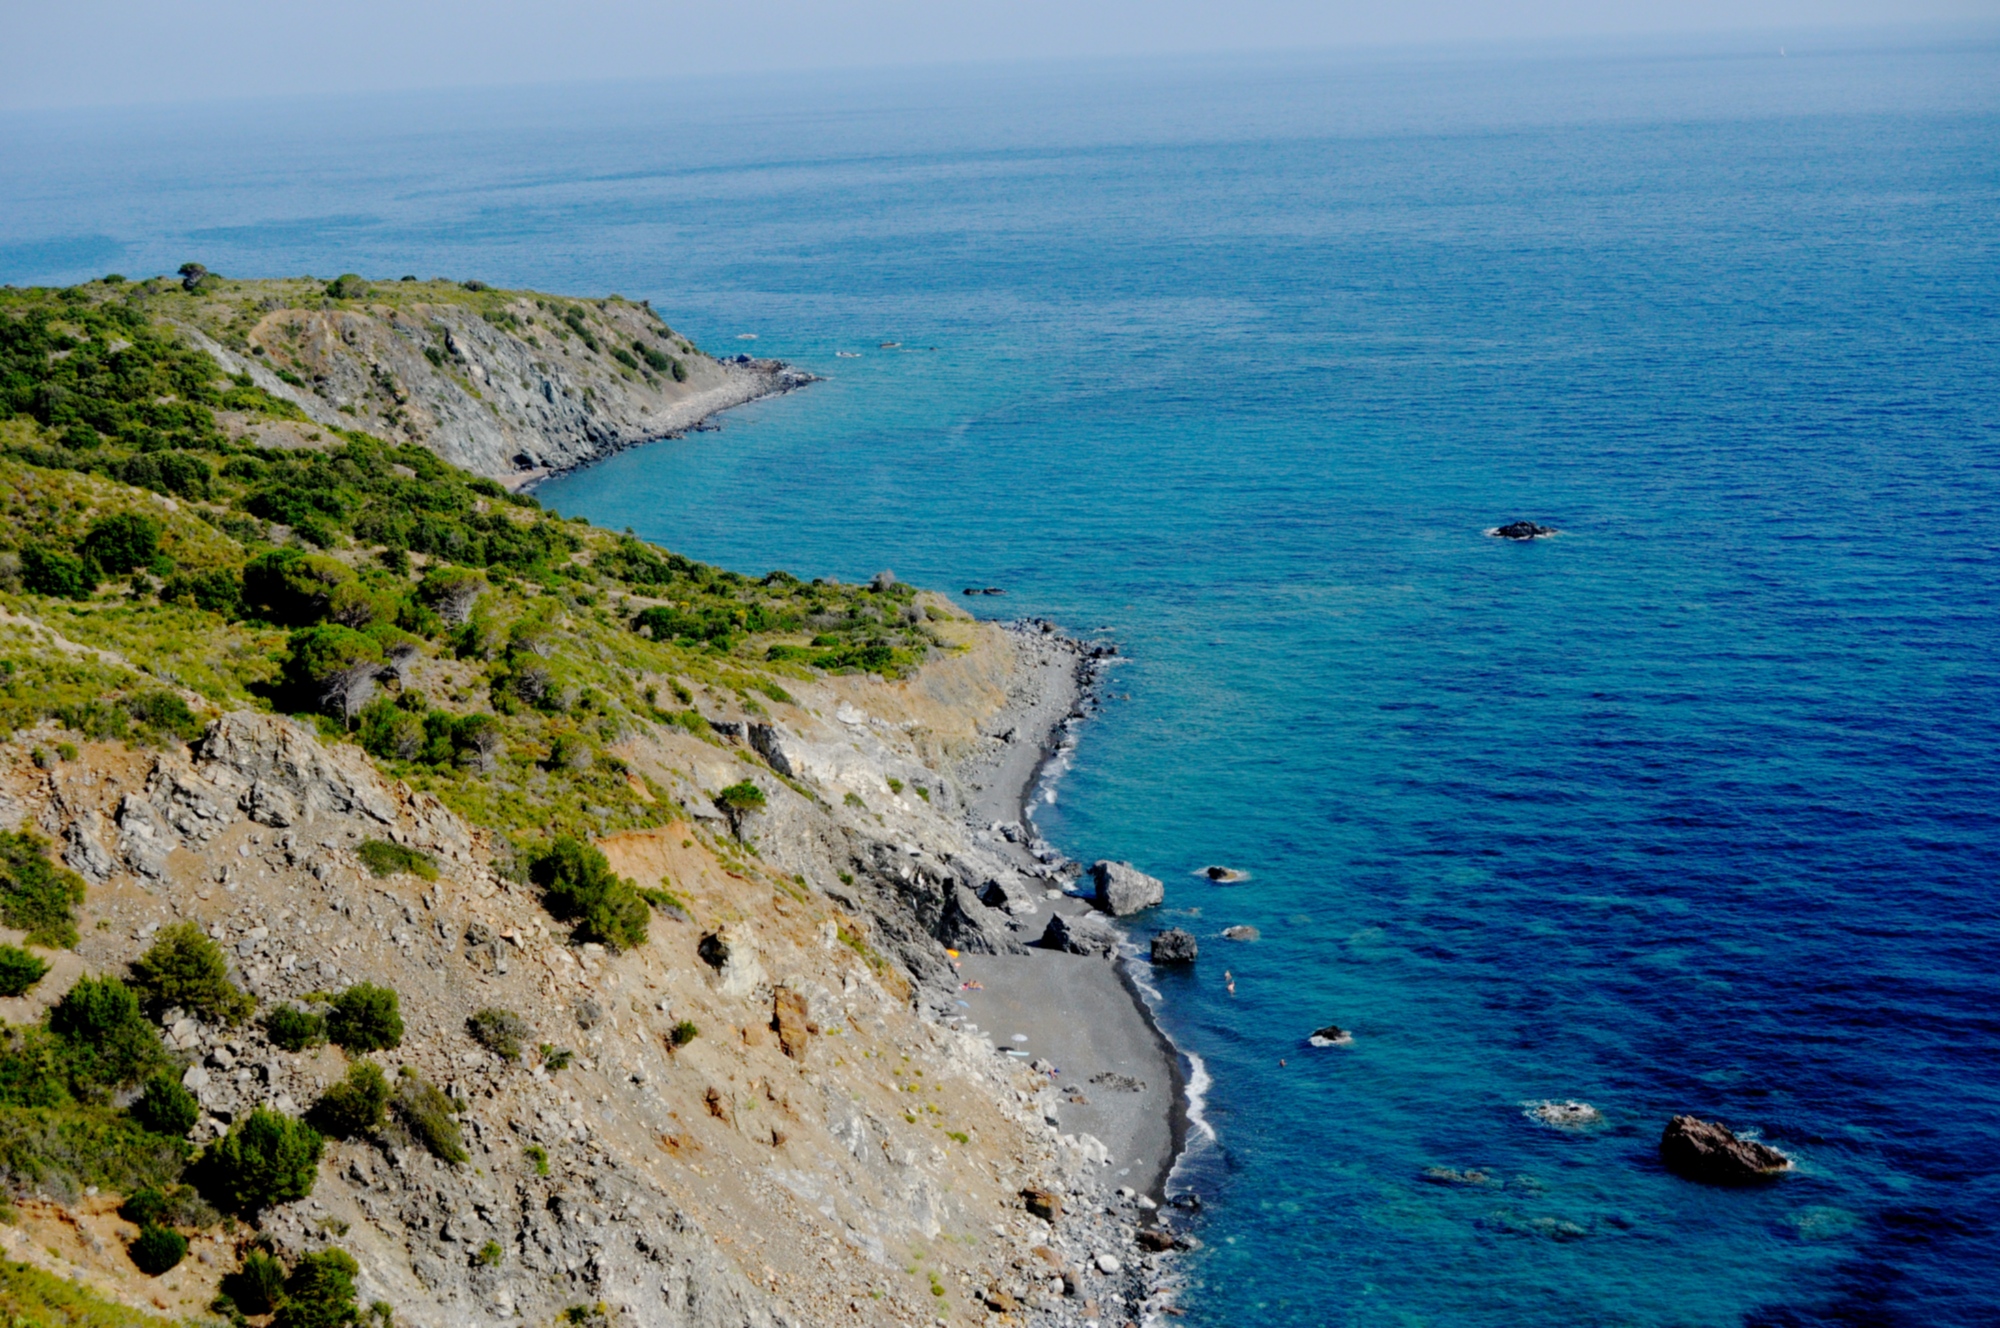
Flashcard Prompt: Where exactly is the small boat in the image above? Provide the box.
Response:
[982,587,1006,595]
[736,333,758,340]
[879,341,901,349]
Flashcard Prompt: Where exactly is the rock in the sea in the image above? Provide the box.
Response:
[1525,1099,1602,1129]
[1221,925,1260,941]
[1039,912,1115,956]
[1308,1025,1351,1047]
[1202,865,1247,882]
[1090,859,1164,915]
[1136,1227,1175,1252]
[1659,1115,1791,1184]
[1150,928,1198,965]
[1492,520,1557,540]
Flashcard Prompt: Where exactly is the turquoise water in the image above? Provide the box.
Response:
[7,35,2000,1325]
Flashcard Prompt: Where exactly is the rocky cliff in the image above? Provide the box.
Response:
[158,275,809,483]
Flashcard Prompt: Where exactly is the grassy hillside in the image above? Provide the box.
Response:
[0,278,952,843]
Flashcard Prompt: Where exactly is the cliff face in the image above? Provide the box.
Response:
[158,277,809,482]
[0,622,1152,1328]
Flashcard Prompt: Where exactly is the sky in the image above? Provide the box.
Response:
[1,0,1990,112]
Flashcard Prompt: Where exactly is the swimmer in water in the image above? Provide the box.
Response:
[1225,969,1236,995]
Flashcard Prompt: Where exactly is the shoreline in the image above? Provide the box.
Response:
[957,617,1195,1199]
[510,358,817,492]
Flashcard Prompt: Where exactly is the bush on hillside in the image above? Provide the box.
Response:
[160,567,243,617]
[0,832,86,949]
[283,625,385,720]
[263,1004,327,1053]
[132,1069,200,1137]
[391,1071,466,1164]
[356,839,437,880]
[222,1247,288,1316]
[529,837,647,952]
[78,513,166,577]
[273,1247,362,1328]
[20,545,93,600]
[129,1223,188,1275]
[48,975,165,1093]
[127,921,254,1024]
[309,1058,387,1139]
[467,1008,529,1061]
[200,1107,322,1213]
[0,944,49,997]
[324,274,369,299]
[326,984,402,1052]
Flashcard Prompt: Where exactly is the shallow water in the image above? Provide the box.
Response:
[8,34,2000,1325]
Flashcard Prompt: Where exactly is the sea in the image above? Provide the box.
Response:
[5,30,1999,1326]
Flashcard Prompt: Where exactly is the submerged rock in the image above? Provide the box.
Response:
[1659,1115,1791,1184]
[1491,520,1558,540]
[1525,1099,1602,1130]
[1308,1025,1351,1047]
[1221,925,1260,942]
[1150,928,1198,965]
[1202,865,1247,882]
[1091,860,1164,915]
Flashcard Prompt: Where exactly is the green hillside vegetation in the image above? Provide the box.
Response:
[0,276,956,844]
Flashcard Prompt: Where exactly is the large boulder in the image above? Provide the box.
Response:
[1038,912,1116,956]
[1659,1115,1790,1185]
[937,884,1028,956]
[1150,928,1198,965]
[1090,860,1163,916]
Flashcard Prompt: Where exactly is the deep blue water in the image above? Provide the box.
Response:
[7,34,2000,1325]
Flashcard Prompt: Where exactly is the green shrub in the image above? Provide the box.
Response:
[355,840,437,880]
[0,946,48,997]
[327,984,402,1052]
[467,1008,528,1061]
[48,975,165,1092]
[538,1045,573,1071]
[223,1247,288,1315]
[309,1059,387,1138]
[242,549,354,627]
[715,780,765,812]
[529,837,647,952]
[0,832,86,949]
[127,921,254,1024]
[283,625,384,719]
[21,545,93,600]
[200,1107,322,1212]
[118,1184,214,1229]
[79,513,165,577]
[669,1019,698,1048]
[124,691,205,743]
[391,1072,467,1164]
[324,274,369,300]
[160,567,244,617]
[274,1247,361,1328]
[524,1144,549,1176]
[476,1238,503,1267]
[264,1004,326,1052]
[131,1070,199,1136]
[356,696,426,761]
[128,1223,187,1275]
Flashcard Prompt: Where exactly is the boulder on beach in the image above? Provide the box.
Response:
[1659,1115,1791,1185]
[938,884,1029,956]
[1308,1024,1351,1047]
[1150,928,1198,965]
[1021,1187,1063,1222]
[1038,911,1116,956]
[1091,859,1164,915]
[1491,520,1557,540]
[1221,925,1260,941]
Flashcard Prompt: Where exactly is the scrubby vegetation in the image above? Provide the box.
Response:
[200,1106,323,1213]
[264,1002,328,1052]
[0,945,47,997]
[530,837,647,952]
[127,921,256,1024]
[468,1007,530,1061]
[391,1068,467,1164]
[356,838,438,880]
[0,276,958,846]
[326,983,403,1052]
[310,1059,388,1139]
[0,832,86,948]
